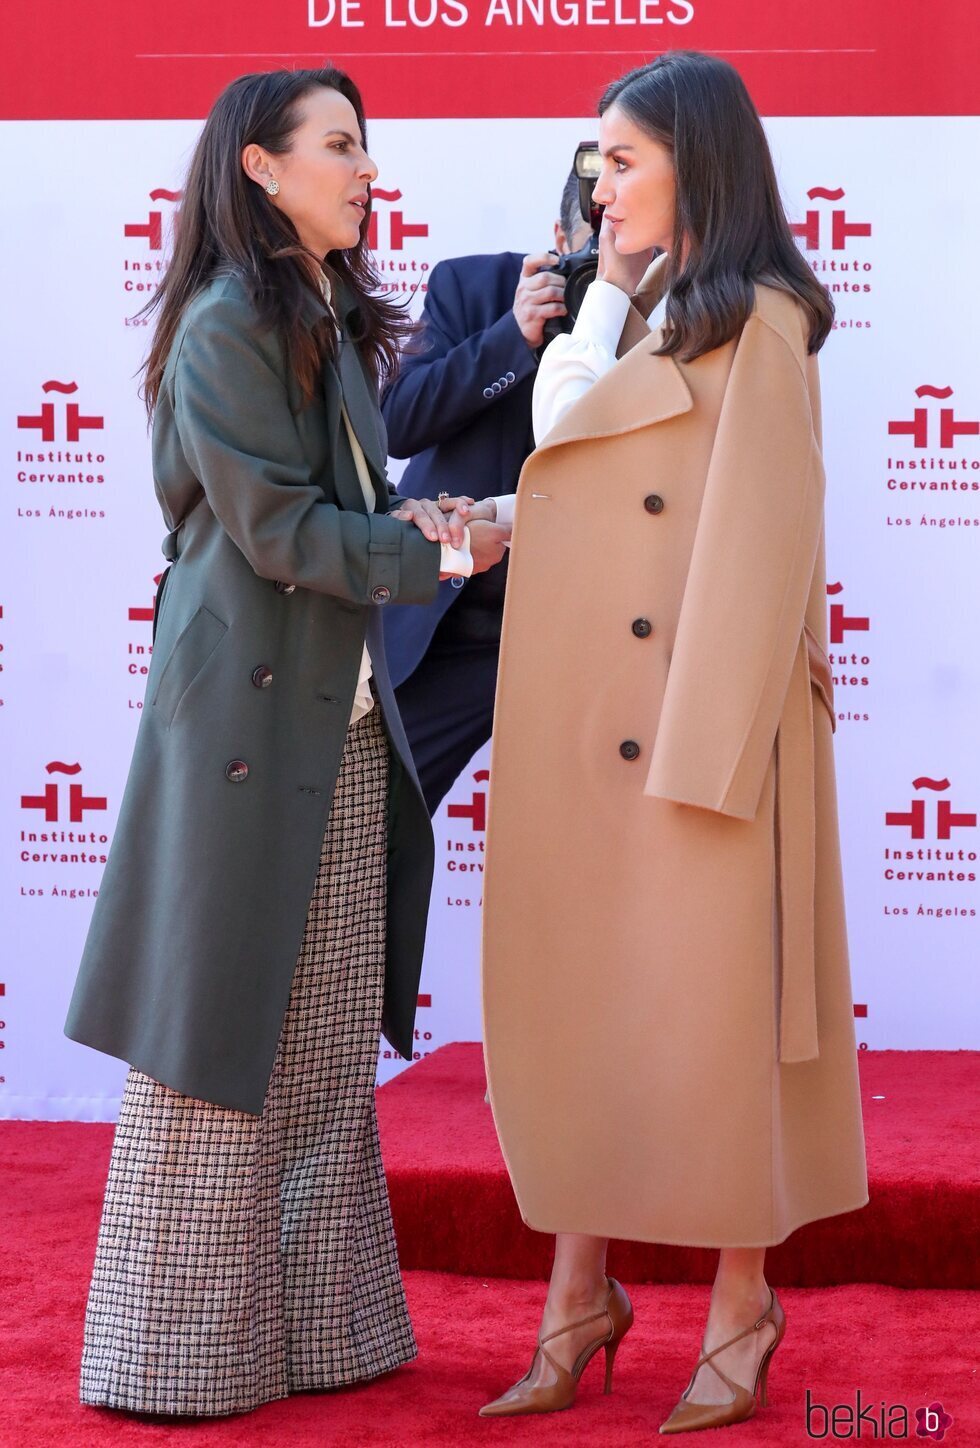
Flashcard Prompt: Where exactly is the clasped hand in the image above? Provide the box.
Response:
[390,495,509,578]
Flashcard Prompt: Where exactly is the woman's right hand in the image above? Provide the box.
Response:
[466,521,510,576]
[438,495,497,528]
[596,214,658,297]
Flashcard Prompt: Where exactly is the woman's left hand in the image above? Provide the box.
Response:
[390,495,474,548]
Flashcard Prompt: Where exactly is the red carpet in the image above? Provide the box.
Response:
[1,1046,977,1443]
[1,1265,976,1447]
[376,1045,980,1288]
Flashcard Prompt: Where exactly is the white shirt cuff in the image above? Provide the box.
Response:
[488,494,516,530]
[571,278,633,353]
[440,525,473,577]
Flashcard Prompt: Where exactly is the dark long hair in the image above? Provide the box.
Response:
[599,52,833,360]
[140,67,412,415]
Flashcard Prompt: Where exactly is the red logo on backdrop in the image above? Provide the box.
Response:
[448,768,489,831]
[887,384,979,449]
[21,762,107,823]
[367,188,428,250]
[17,381,104,442]
[129,573,164,624]
[124,188,181,250]
[790,186,871,250]
[885,778,977,841]
[826,582,870,644]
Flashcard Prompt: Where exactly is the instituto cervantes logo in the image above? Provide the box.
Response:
[444,766,488,908]
[790,185,872,331]
[19,762,109,892]
[883,775,976,921]
[123,188,181,309]
[826,581,870,724]
[888,384,979,452]
[17,380,103,446]
[128,573,164,625]
[790,186,871,253]
[21,761,106,826]
[125,188,182,252]
[14,380,107,522]
[367,188,428,251]
[448,767,488,833]
[886,384,979,530]
[885,777,976,845]
[127,573,164,710]
[368,186,433,299]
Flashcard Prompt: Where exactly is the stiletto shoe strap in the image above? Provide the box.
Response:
[688,1287,777,1396]
[535,1290,617,1385]
[539,1301,612,1350]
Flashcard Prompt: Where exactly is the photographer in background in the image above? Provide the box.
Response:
[382,167,594,814]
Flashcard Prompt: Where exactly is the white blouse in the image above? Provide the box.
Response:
[491,278,667,531]
[320,277,471,724]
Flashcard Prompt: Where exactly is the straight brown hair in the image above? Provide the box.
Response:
[600,53,834,361]
[139,67,413,416]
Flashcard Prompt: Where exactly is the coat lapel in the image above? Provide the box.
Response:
[533,253,692,455]
[534,335,692,454]
[619,251,671,356]
[313,272,390,514]
[320,360,368,516]
[335,328,390,511]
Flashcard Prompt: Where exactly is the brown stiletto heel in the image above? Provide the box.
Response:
[603,1335,621,1394]
[479,1277,633,1417]
[659,1285,786,1435]
[758,1334,779,1408]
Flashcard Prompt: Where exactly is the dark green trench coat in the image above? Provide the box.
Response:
[64,272,441,1113]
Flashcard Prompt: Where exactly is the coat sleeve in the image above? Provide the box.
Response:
[380,259,537,459]
[643,315,824,820]
[172,291,441,607]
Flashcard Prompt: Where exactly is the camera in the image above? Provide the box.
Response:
[542,141,603,346]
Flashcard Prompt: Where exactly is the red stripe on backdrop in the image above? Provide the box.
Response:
[4,0,979,118]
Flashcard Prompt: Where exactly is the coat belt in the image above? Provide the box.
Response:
[774,625,835,1063]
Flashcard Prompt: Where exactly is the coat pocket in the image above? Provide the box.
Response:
[152,605,228,728]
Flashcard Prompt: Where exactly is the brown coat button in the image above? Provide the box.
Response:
[643,493,665,514]
[225,760,249,783]
[251,665,273,688]
[371,585,392,604]
[274,580,296,595]
[631,618,653,638]
[619,740,641,761]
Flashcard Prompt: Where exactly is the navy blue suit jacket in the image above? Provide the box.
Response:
[381,252,538,687]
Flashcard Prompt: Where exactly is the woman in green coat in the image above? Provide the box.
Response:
[64,66,506,1417]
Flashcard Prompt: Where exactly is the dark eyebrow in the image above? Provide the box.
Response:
[600,144,635,158]
[323,129,361,144]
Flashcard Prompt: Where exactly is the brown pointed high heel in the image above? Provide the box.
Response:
[659,1286,786,1435]
[479,1277,633,1417]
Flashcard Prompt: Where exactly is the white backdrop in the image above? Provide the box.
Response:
[2,115,978,1119]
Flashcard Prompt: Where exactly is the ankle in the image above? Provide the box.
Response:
[544,1275,609,1319]
[709,1279,770,1324]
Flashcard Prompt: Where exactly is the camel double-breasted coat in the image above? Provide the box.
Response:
[482,259,869,1247]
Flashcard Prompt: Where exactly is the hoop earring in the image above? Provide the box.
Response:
[265,178,280,197]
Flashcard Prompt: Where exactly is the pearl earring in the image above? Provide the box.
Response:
[265,178,280,197]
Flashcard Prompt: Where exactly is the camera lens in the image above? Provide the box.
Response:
[563,260,599,320]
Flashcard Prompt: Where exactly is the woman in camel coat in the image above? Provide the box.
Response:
[431,52,869,1434]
